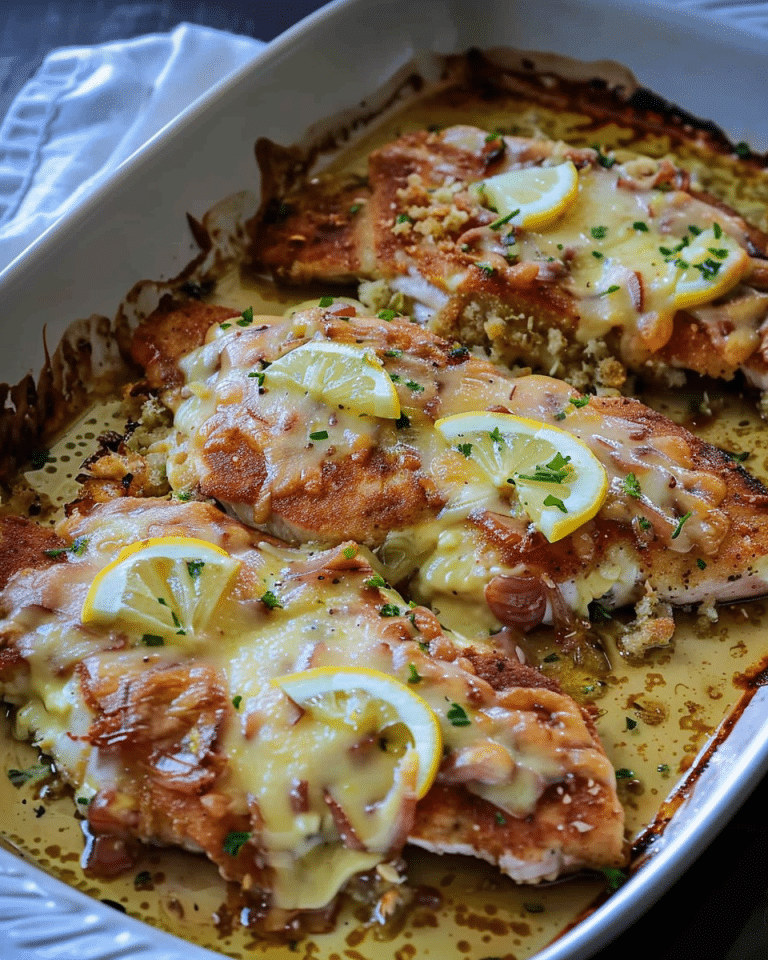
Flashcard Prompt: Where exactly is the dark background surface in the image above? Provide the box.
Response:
[2,2,767,958]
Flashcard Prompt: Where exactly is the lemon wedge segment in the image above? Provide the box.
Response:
[669,225,750,311]
[265,340,401,420]
[273,666,442,800]
[435,411,608,542]
[477,161,579,231]
[81,536,240,640]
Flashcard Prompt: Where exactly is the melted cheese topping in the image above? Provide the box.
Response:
[0,500,618,909]
[163,313,753,624]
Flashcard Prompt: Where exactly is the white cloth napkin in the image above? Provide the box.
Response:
[0,22,264,272]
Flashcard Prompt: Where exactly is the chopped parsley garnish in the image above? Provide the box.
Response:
[248,371,266,385]
[447,702,471,727]
[592,145,616,169]
[395,412,411,430]
[494,811,507,826]
[448,345,470,360]
[223,831,251,856]
[602,867,628,892]
[484,129,503,142]
[614,767,635,780]
[633,221,649,232]
[318,296,334,308]
[7,764,49,788]
[383,348,403,358]
[186,559,205,579]
[623,472,642,498]
[232,695,242,710]
[476,262,496,276]
[141,634,165,647]
[349,202,362,214]
[625,717,637,731]
[396,213,411,224]
[638,516,652,531]
[591,250,604,259]
[260,590,283,610]
[407,664,422,684]
[377,309,397,321]
[44,536,89,560]
[570,395,590,408]
[342,546,357,560]
[76,795,90,805]
[708,247,728,259]
[134,871,152,887]
[713,222,723,239]
[697,558,707,570]
[389,372,402,383]
[517,452,571,484]
[489,426,505,445]
[364,573,388,589]
[590,225,607,239]
[671,511,692,540]
[379,603,401,617]
[238,306,254,326]
[456,442,473,458]
[657,763,670,775]
[735,141,751,159]
[589,601,612,623]
[542,652,560,663]
[599,285,620,296]
[219,322,231,330]
[405,380,424,392]
[489,210,519,230]
[688,224,702,235]
[309,429,329,441]
[543,493,567,513]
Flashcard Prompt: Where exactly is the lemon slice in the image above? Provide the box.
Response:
[273,666,442,799]
[435,411,608,542]
[81,536,240,639]
[669,225,750,311]
[265,340,401,420]
[476,161,579,231]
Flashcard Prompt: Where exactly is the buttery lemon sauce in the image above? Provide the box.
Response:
[3,83,768,960]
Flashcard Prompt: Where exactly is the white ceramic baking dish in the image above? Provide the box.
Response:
[1,1,768,958]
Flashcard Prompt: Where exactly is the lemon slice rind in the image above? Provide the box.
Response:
[477,161,579,232]
[272,666,442,799]
[81,535,240,638]
[435,411,608,542]
[265,341,401,420]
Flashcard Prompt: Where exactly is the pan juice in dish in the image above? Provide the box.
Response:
[2,50,768,960]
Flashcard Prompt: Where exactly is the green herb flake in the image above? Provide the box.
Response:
[349,203,362,215]
[76,796,90,805]
[396,213,411,224]
[735,141,751,158]
[232,695,243,710]
[30,449,52,470]
[638,516,652,531]
[592,145,616,169]
[697,558,707,570]
[383,348,403,358]
[405,380,424,392]
[364,573,388,589]
[625,717,638,731]
[602,867,628,892]
[543,494,568,513]
[407,664,422,685]
[633,221,649,232]
[542,652,560,663]
[456,442,473,458]
[379,603,401,618]
[395,412,411,430]
[494,811,507,826]
[489,210,519,230]
[591,250,604,259]
[614,767,635,780]
[318,296,334,308]
[134,871,152,887]
[489,426,505,445]
[657,763,670,775]
[7,764,49,788]
[238,306,254,326]
[569,395,590,408]
[447,702,471,727]
[599,284,620,296]
[623,472,642,498]
[671,511,693,540]
[343,546,357,560]
[141,634,165,647]
[517,452,571,485]
[590,225,607,240]
[223,831,251,856]
[476,262,496,276]
[260,590,283,610]
[713,222,723,239]
[309,430,329,441]
[377,309,397,321]
[219,322,231,330]
[248,371,266,385]
[186,559,205,580]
